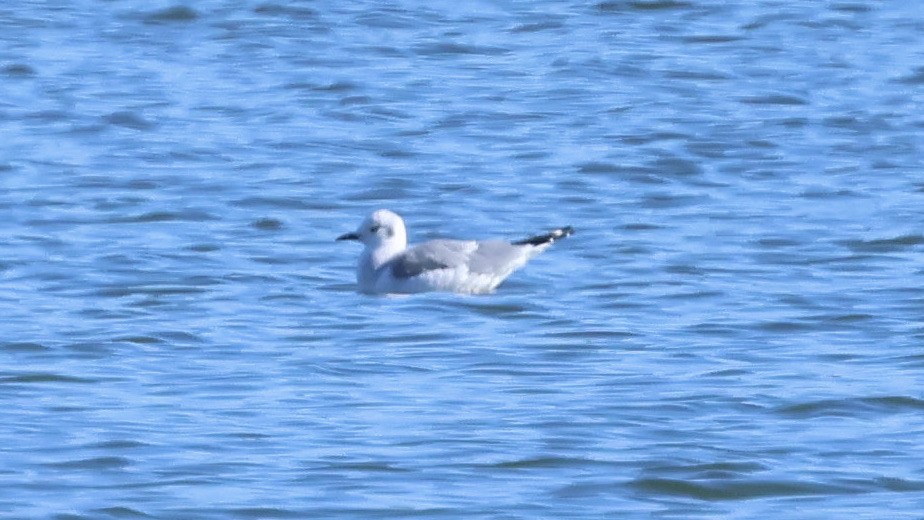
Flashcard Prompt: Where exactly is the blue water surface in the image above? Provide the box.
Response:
[1,1,923,518]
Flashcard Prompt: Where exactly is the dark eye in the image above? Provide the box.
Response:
[370,225,381,233]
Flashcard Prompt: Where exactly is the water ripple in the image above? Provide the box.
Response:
[1,1,922,518]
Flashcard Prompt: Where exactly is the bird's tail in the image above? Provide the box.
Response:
[513,226,575,247]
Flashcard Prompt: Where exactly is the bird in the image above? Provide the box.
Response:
[337,209,573,294]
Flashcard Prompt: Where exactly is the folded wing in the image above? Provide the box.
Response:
[391,239,529,279]
[391,239,477,279]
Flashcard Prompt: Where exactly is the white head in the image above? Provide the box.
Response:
[337,209,408,251]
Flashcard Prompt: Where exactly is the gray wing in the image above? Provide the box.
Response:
[390,239,527,279]
[465,240,530,275]
[390,239,478,279]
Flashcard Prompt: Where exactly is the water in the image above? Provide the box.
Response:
[2,1,923,518]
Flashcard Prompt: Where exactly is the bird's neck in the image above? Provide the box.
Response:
[366,239,405,270]
[356,240,404,293]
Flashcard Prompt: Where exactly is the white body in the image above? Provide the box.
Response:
[338,209,570,295]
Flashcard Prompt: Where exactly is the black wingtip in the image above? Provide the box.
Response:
[512,226,575,246]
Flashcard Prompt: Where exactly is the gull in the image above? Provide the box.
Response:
[337,209,573,294]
